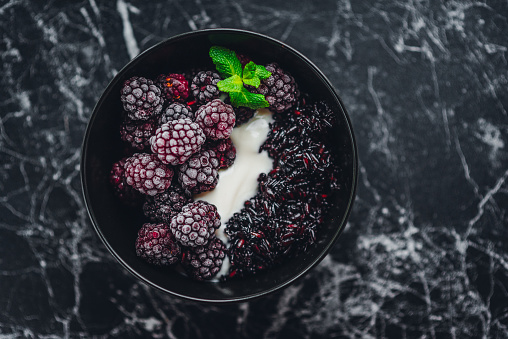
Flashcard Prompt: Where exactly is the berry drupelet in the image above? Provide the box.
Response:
[170,201,221,248]
[135,223,181,266]
[254,63,299,114]
[143,186,193,224]
[121,76,164,120]
[178,149,220,194]
[202,138,236,169]
[182,237,227,280]
[194,99,236,140]
[123,153,174,196]
[159,102,194,124]
[109,158,143,205]
[156,73,189,102]
[120,117,157,151]
[150,118,206,166]
[190,71,221,104]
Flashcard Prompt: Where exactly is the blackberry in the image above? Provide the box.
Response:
[135,223,181,266]
[159,102,194,124]
[234,106,256,126]
[182,237,226,280]
[195,99,236,140]
[156,73,189,102]
[255,63,299,114]
[143,186,193,223]
[178,149,220,194]
[203,138,236,169]
[150,118,206,165]
[120,117,157,151]
[121,76,164,120]
[124,153,174,196]
[170,201,221,247]
[109,158,143,205]
[191,71,221,104]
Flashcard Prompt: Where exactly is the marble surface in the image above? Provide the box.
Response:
[1,0,508,337]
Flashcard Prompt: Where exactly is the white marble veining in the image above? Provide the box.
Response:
[0,0,507,338]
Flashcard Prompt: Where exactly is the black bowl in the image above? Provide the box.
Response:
[81,28,358,302]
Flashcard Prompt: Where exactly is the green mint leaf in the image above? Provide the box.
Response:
[242,61,257,79]
[209,46,243,78]
[255,64,271,79]
[230,87,270,109]
[242,62,268,88]
[217,75,243,92]
[242,77,260,88]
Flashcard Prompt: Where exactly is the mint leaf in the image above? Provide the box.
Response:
[242,62,260,88]
[217,74,243,92]
[209,46,242,78]
[243,62,271,88]
[243,76,260,88]
[230,87,269,109]
[242,61,257,79]
[255,64,271,79]
[209,47,273,110]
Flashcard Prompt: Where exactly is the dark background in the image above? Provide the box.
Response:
[1,0,507,338]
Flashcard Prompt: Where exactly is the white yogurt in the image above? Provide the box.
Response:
[195,108,273,278]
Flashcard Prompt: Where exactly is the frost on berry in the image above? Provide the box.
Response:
[120,118,157,151]
[191,71,221,104]
[135,223,181,266]
[109,158,143,205]
[170,201,221,248]
[120,76,164,120]
[254,63,299,114]
[143,187,193,223]
[202,138,236,169]
[182,237,226,280]
[123,153,174,196]
[159,102,194,124]
[195,99,236,140]
[150,118,206,165]
[156,73,189,102]
[178,150,220,193]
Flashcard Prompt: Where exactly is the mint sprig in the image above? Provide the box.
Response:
[230,87,270,110]
[209,46,243,78]
[209,46,271,109]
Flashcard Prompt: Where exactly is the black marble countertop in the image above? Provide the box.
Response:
[1,0,508,338]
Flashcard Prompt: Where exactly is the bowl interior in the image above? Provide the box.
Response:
[81,29,357,302]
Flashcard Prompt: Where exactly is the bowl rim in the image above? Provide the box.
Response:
[80,28,359,303]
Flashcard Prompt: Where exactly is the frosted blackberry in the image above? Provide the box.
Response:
[159,102,194,124]
[178,149,220,193]
[109,158,143,205]
[170,201,221,248]
[124,153,173,196]
[255,63,299,114]
[150,118,206,165]
[234,106,256,126]
[135,223,181,266]
[182,237,227,280]
[143,187,193,223]
[120,117,157,151]
[121,76,164,120]
[156,73,189,102]
[191,71,221,104]
[195,99,236,140]
[203,138,236,169]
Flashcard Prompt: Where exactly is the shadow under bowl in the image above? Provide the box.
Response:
[81,28,358,303]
